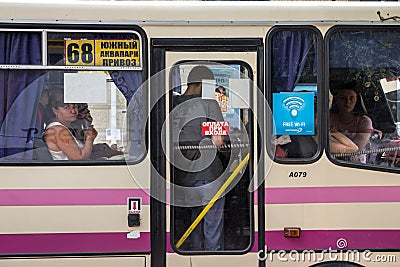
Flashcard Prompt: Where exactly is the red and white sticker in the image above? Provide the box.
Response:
[128,197,142,214]
[202,121,230,136]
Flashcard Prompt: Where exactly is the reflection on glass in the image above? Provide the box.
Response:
[329,29,400,167]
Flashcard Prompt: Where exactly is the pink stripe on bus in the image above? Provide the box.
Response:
[1,186,399,207]
[260,186,400,204]
[166,230,400,253]
[0,232,150,254]
[0,189,150,206]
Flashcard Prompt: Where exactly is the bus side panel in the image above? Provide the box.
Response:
[264,157,400,266]
[0,164,150,257]
[0,256,147,267]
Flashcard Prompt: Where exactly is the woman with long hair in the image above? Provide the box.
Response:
[330,81,373,163]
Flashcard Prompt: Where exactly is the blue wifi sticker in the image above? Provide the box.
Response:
[272,92,315,135]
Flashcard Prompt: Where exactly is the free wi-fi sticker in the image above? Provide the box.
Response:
[272,92,315,135]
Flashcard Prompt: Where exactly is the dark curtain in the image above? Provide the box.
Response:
[0,32,45,159]
[272,30,314,92]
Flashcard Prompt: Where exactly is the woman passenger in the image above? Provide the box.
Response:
[329,128,359,154]
[330,81,373,163]
[43,89,98,160]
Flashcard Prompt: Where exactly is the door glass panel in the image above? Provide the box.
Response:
[169,61,253,253]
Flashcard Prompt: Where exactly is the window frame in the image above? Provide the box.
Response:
[169,59,255,255]
[0,23,148,166]
[266,25,324,164]
[325,25,400,174]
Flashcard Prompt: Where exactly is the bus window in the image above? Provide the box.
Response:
[268,27,321,161]
[0,30,146,162]
[170,62,252,253]
[327,27,400,168]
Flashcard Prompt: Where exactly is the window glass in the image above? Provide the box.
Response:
[269,28,320,160]
[0,30,145,162]
[328,28,400,168]
[170,62,252,253]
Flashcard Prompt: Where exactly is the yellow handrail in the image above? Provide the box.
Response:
[175,153,250,249]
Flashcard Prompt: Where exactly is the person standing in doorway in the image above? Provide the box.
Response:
[172,65,225,251]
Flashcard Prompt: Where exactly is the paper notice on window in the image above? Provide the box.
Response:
[64,73,107,104]
[106,128,121,141]
[229,79,250,108]
[380,77,400,94]
[201,79,216,99]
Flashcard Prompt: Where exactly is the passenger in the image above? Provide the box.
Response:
[43,89,98,160]
[70,103,124,160]
[330,81,373,163]
[328,90,358,154]
[329,128,358,154]
[172,65,225,251]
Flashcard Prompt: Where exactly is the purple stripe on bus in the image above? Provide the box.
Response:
[254,186,400,205]
[1,186,399,207]
[166,232,174,253]
[0,189,150,206]
[0,232,150,254]
[167,230,400,253]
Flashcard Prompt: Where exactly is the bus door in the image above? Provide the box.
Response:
[150,39,265,267]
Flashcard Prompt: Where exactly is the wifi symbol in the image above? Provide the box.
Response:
[282,96,305,117]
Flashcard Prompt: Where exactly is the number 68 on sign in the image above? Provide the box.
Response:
[64,39,141,68]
